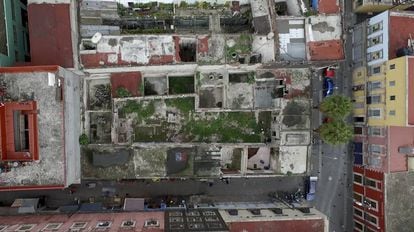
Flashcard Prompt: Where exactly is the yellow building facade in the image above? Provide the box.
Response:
[365,56,409,127]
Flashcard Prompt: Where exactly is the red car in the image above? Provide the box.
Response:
[323,67,335,78]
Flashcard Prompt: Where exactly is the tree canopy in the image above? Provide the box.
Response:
[318,120,353,145]
[320,95,352,119]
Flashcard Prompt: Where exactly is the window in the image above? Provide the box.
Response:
[390,95,395,100]
[372,66,381,74]
[354,173,363,184]
[16,225,36,232]
[368,144,382,154]
[354,220,364,231]
[354,192,363,203]
[354,127,363,135]
[364,213,378,226]
[42,223,63,231]
[368,50,383,61]
[354,207,363,218]
[389,110,396,116]
[390,64,396,70]
[367,95,381,104]
[367,81,382,90]
[368,127,383,136]
[366,155,383,169]
[364,197,378,211]
[144,219,160,227]
[0,0,7,56]
[121,220,135,228]
[368,109,381,117]
[369,21,383,34]
[368,35,383,47]
[389,81,395,86]
[96,221,111,229]
[365,178,380,190]
[70,222,87,230]
[365,227,376,232]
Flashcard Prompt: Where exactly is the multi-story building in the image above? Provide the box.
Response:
[351,10,414,232]
[353,0,413,13]
[0,0,30,66]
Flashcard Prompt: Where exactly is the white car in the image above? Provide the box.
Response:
[306,176,318,201]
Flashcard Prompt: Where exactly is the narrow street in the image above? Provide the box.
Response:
[0,177,305,208]
[310,0,355,231]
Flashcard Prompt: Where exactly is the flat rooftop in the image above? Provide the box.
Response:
[385,172,414,232]
[0,70,64,188]
[0,66,81,190]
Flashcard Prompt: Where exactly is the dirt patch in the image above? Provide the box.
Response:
[199,87,223,108]
[144,76,167,96]
[311,22,335,33]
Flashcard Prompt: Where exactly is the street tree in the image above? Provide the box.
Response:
[318,120,353,145]
[319,95,352,119]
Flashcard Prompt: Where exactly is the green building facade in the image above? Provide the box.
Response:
[0,0,29,67]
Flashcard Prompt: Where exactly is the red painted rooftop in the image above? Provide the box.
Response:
[389,14,414,60]
[308,40,344,61]
[228,219,325,232]
[110,72,143,97]
[28,4,74,68]
[318,0,340,14]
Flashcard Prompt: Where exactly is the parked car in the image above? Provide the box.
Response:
[323,67,335,78]
[306,176,318,201]
[323,77,334,97]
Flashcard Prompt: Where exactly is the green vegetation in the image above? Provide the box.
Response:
[317,96,353,145]
[304,9,318,17]
[179,1,188,8]
[165,98,195,115]
[116,87,132,98]
[319,95,352,119]
[168,76,195,94]
[318,120,353,145]
[120,100,156,121]
[134,125,168,142]
[124,98,269,143]
[184,112,262,142]
[226,34,252,61]
[79,134,89,145]
[229,149,242,170]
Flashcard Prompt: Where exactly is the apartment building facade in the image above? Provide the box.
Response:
[351,9,414,232]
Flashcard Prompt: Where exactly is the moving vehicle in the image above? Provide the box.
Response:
[323,67,335,78]
[306,176,318,201]
[323,77,334,97]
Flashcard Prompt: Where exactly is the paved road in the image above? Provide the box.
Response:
[0,177,305,209]
[310,0,355,231]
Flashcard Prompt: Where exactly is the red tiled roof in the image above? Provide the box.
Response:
[308,40,344,61]
[229,219,325,232]
[318,0,340,14]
